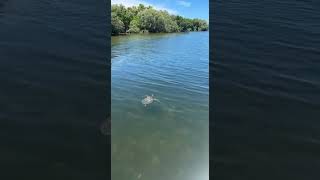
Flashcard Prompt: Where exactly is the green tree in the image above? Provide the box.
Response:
[191,19,208,31]
[137,4,146,12]
[111,12,124,35]
[175,16,192,32]
[110,4,208,35]
[138,8,165,33]
[161,11,179,33]
[199,20,209,31]
[128,17,140,33]
[112,4,134,32]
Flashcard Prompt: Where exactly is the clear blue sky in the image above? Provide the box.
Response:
[111,0,209,20]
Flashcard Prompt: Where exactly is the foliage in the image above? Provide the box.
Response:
[128,17,140,33]
[111,4,208,35]
[111,12,124,35]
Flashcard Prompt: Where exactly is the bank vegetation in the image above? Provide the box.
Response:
[112,4,209,35]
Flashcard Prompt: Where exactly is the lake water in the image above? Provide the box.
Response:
[212,0,320,179]
[2,0,319,179]
[0,0,108,178]
[111,32,209,180]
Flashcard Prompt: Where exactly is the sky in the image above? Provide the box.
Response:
[111,0,209,21]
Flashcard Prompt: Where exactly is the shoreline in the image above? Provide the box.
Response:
[112,4,208,37]
[111,30,209,37]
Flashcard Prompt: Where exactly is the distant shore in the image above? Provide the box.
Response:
[112,4,209,36]
[112,30,208,36]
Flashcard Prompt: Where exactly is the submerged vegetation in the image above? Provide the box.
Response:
[111,4,209,35]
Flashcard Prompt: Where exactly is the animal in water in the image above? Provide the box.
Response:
[141,94,160,107]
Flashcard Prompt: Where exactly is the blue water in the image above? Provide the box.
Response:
[211,0,320,179]
[112,32,209,180]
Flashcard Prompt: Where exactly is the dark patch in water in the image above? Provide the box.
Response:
[100,116,111,136]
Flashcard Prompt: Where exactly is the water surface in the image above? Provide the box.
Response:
[0,0,108,178]
[112,32,209,180]
[211,0,320,179]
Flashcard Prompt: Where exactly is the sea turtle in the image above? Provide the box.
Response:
[141,94,160,107]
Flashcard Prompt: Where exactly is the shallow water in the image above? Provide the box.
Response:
[112,32,209,180]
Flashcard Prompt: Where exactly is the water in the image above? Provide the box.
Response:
[0,0,108,178]
[112,32,209,180]
[2,0,319,179]
[212,0,320,179]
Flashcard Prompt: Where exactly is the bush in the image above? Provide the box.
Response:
[111,12,125,35]
[128,18,140,33]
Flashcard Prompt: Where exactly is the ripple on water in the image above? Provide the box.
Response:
[112,32,209,180]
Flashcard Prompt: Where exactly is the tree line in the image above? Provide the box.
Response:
[112,4,209,35]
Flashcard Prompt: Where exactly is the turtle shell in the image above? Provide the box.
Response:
[141,96,154,105]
